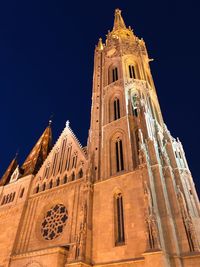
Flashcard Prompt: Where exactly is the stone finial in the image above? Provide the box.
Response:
[66,120,70,127]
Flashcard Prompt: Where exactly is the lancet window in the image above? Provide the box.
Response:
[65,145,72,171]
[129,65,136,79]
[58,138,67,173]
[114,193,125,245]
[72,152,78,169]
[114,98,120,120]
[52,152,59,176]
[108,66,118,84]
[20,188,24,198]
[115,138,124,172]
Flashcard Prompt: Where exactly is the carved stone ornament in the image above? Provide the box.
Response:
[177,186,200,251]
[143,181,161,250]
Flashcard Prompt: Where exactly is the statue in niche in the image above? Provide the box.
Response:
[132,93,140,117]
[143,181,160,250]
[177,186,199,251]
[76,195,88,260]
[138,129,147,165]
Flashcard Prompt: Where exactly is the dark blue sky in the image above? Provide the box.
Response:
[0,0,200,194]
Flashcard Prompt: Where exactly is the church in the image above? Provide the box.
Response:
[0,9,200,267]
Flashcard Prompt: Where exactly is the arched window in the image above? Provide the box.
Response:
[20,188,25,198]
[58,138,67,173]
[12,192,16,202]
[9,193,13,203]
[49,180,53,189]
[63,175,68,184]
[56,177,60,186]
[78,169,83,179]
[44,164,50,179]
[109,66,118,84]
[42,183,46,191]
[129,65,136,79]
[52,152,59,176]
[1,196,6,205]
[71,172,75,181]
[65,145,72,171]
[114,193,125,245]
[114,98,120,120]
[72,153,78,169]
[36,184,40,193]
[115,138,124,172]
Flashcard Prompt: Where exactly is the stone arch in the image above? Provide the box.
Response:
[124,57,140,79]
[109,91,124,122]
[107,62,120,85]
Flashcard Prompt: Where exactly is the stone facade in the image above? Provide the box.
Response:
[0,8,200,267]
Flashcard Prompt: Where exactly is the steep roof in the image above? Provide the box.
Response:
[0,156,18,186]
[21,123,52,176]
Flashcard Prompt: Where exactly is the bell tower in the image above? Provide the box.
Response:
[88,8,164,181]
[88,9,200,267]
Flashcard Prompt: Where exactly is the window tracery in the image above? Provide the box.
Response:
[41,204,68,240]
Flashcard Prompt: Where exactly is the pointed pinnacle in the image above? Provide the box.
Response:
[97,38,103,50]
[113,8,126,31]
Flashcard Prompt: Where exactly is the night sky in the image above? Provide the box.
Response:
[0,1,200,195]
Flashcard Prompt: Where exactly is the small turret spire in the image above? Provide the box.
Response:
[113,9,126,31]
[97,38,103,50]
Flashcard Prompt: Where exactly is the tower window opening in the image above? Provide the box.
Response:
[20,188,25,198]
[109,67,118,84]
[114,98,120,120]
[115,139,124,172]
[129,65,136,79]
[114,193,125,245]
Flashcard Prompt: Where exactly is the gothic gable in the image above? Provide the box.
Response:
[32,121,87,194]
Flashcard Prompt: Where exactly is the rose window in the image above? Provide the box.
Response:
[41,204,68,240]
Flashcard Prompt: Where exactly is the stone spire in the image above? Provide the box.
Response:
[0,156,18,186]
[113,8,126,31]
[21,123,52,176]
